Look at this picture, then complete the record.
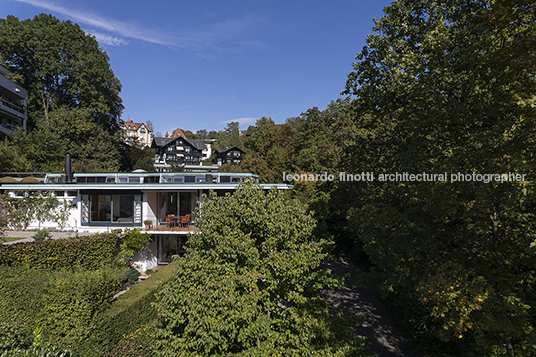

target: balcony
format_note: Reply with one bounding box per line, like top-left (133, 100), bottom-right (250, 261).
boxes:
top-left (145, 224), bottom-right (199, 233)
top-left (0, 98), bottom-right (25, 119)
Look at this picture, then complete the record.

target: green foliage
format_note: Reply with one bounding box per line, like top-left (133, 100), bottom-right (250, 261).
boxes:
top-left (1, 191), bottom-right (74, 230)
top-left (338, 0), bottom-right (536, 355)
top-left (119, 140), bottom-right (155, 172)
top-left (0, 138), bottom-right (28, 172)
top-left (32, 229), bottom-right (50, 241)
top-left (75, 263), bottom-right (176, 357)
top-left (152, 182), bottom-right (371, 356)
top-left (9, 107), bottom-right (121, 172)
top-left (0, 13), bottom-right (123, 132)
top-left (119, 228), bottom-right (152, 263)
top-left (1, 327), bottom-right (72, 356)
top-left (0, 265), bottom-right (131, 353)
top-left (0, 233), bottom-right (121, 270)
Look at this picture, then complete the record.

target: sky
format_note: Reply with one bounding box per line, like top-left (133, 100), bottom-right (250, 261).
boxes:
top-left (2, 0), bottom-right (393, 135)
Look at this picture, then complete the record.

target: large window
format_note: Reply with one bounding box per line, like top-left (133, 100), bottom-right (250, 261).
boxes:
top-left (157, 235), bottom-right (188, 264)
top-left (82, 193), bottom-right (141, 225)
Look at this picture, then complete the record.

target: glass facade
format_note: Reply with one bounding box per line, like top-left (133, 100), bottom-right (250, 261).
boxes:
top-left (82, 193), bottom-right (141, 225)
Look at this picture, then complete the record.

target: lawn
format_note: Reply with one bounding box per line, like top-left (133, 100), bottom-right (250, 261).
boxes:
top-left (2, 237), bottom-right (23, 242)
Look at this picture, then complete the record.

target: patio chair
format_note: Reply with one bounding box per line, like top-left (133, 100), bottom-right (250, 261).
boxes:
top-left (165, 214), bottom-right (175, 228)
top-left (179, 214), bottom-right (191, 228)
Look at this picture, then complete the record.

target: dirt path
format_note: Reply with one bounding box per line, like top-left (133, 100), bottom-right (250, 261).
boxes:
top-left (321, 256), bottom-right (418, 357)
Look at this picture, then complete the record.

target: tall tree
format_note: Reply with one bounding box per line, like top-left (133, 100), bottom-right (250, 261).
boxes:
top-left (12, 107), bottom-right (121, 172)
top-left (0, 14), bottom-right (123, 131)
top-left (341, 0), bottom-right (536, 355)
top-left (152, 182), bottom-right (370, 356)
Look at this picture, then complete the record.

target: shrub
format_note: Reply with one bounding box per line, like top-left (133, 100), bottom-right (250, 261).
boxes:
top-left (72, 263), bottom-right (176, 357)
top-left (0, 327), bottom-right (72, 356)
top-left (0, 233), bottom-right (121, 270)
top-left (0, 265), bottom-right (136, 353)
top-left (32, 230), bottom-right (50, 241)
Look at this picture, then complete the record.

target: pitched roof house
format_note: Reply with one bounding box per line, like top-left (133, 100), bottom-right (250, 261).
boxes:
top-left (121, 119), bottom-right (152, 147)
top-left (216, 147), bottom-right (246, 166)
top-left (152, 136), bottom-right (207, 169)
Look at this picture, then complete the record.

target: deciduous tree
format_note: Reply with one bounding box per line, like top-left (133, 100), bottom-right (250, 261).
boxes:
top-left (341, 0), bottom-right (536, 355)
top-left (152, 182), bottom-right (370, 356)
top-left (0, 13), bottom-right (123, 131)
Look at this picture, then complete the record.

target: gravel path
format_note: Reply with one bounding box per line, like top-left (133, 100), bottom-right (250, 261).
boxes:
top-left (321, 256), bottom-right (418, 357)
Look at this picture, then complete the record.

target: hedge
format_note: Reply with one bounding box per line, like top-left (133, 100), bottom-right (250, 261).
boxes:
top-left (0, 265), bottom-right (139, 353)
top-left (73, 262), bottom-right (177, 357)
top-left (0, 233), bottom-right (121, 270)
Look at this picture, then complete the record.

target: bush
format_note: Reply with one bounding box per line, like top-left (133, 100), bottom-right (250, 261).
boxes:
top-left (0, 233), bottom-right (121, 270)
top-left (72, 263), bottom-right (176, 357)
top-left (32, 230), bottom-right (50, 241)
top-left (1, 327), bottom-right (72, 356)
top-left (0, 265), bottom-right (137, 353)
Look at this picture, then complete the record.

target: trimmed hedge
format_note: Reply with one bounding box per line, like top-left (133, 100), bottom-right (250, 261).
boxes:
top-left (73, 262), bottom-right (177, 357)
top-left (0, 265), bottom-right (138, 352)
top-left (0, 233), bottom-right (121, 270)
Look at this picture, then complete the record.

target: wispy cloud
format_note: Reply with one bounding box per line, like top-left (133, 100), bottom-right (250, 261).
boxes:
top-left (14, 0), bottom-right (264, 51)
top-left (90, 31), bottom-right (129, 46)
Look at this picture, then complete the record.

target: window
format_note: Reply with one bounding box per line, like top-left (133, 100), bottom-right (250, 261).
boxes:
top-left (157, 235), bottom-right (188, 264)
top-left (112, 195), bottom-right (134, 223)
top-left (82, 193), bottom-right (141, 225)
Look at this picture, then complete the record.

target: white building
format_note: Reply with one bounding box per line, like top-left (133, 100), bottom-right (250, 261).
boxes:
top-left (0, 171), bottom-right (291, 272)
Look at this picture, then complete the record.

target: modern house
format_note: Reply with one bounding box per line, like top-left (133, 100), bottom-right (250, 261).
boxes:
top-left (216, 147), bottom-right (246, 166)
top-left (120, 119), bottom-right (152, 147)
top-left (0, 169), bottom-right (291, 271)
top-left (0, 65), bottom-right (28, 136)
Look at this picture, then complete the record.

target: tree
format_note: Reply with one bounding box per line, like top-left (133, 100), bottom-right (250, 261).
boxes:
top-left (341, 0), bottom-right (536, 355)
top-left (11, 107), bottom-right (121, 172)
top-left (0, 191), bottom-right (74, 230)
top-left (152, 182), bottom-right (371, 356)
top-left (0, 14), bottom-right (123, 131)
top-left (227, 121), bottom-right (244, 149)
top-left (0, 138), bottom-right (29, 172)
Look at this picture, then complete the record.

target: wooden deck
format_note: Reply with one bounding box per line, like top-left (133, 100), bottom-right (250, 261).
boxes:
top-left (144, 224), bottom-right (199, 233)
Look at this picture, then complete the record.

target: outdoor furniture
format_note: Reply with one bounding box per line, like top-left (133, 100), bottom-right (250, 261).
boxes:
top-left (165, 214), bottom-right (175, 228)
top-left (179, 214), bottom-right (190, 227)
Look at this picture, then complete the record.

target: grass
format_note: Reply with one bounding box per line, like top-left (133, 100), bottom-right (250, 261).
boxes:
top-left (73, 261), bottom-right (178, 356)
top-left (2, 237), bottom-right (24, 242)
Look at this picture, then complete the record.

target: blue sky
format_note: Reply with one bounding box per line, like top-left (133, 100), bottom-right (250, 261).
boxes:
top-left (2, 0), bottom-right (392, 135)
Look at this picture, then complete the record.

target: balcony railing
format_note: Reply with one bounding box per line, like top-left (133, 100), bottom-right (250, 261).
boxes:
top-left (0, 98), bottom-right (24, 114)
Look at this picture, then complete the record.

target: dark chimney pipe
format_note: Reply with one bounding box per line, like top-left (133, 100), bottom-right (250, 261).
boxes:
top-left (65, 154), bottom-right (72, 182)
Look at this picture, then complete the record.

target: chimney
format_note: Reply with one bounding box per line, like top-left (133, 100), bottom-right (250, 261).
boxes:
top-left (65, 154), bottom-right (72, 182)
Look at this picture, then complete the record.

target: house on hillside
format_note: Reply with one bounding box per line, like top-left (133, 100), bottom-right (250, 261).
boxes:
top-left (216, 147), bottom-right (246, 166)
top-left (120, 119), bottom-right (152, 147)
top-left (0, 65), bottom-right (28, 136)
top-left (0, 168), bottom-right (292, 272)
top-left (152, 136), bottom-right (208, 170)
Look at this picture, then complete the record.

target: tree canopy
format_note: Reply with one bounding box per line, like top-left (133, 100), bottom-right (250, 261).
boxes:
top-left (152, 182), bottom-right (370, 356)
top-left (338, 0), bottom-right (536, 355)
top-left (0, 13), bottom-right (123, 131)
